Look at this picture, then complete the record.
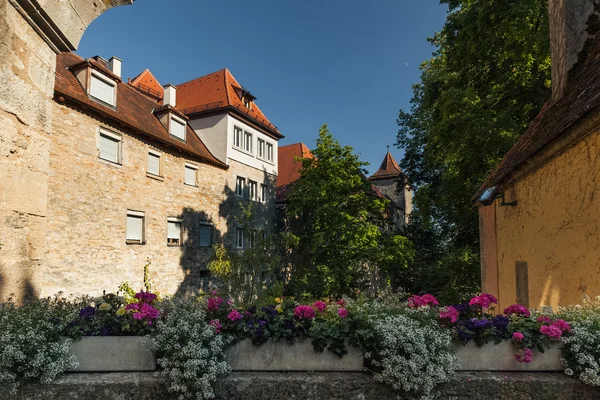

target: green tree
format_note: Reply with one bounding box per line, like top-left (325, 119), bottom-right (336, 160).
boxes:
top-left (397, 0), bottom-right (551, 301)
top-left (286, 125), bottom-right (412, 297)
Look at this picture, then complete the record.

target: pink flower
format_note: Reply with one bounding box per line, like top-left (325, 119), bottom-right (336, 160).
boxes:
top-left (439, 306), bottom-right (459, 323)
top-left (313, 301), bottom-right (327, 312)
top-left (294, 305), bottom-right (315, 319)
top-left (407, 294), bottom-right (439, 308)
top-left (227, 298), bottom-right (234, 306)
top-left (537, 316), bottom-right (552, 324)
top-left (207, 297), bottom-right (224, 311)
top-left (552, 319), bottom-right (571, 333)
top-left (503, 304), bottom-right (530, 317)
top-left (227, 310), bottom-right (243, 322)
top-left (512, 332), bottom-right (524, 342)
top-left (337, 299), bottom-right (346, 306)
top-left (540, 325), bottom-right (563, 340)
top-left (515, 348), bottom-right (533, 364)
top-left (338, 308), bottom-right (349, 319)
top-left (210, 289), bottom-right (218, 296)
top-left (209, 319), bottom-right (222, 334)
top-left (469, 293), bottom-right (497, 309)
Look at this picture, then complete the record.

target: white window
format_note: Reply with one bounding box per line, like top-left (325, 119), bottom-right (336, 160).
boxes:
top-left (266, 143), bottom-right (274, 162)
top-left (126, 210), bottom-right (145, 244)
top-left (185, 164), bottom-right (198, 186)
top-left (236, 228), bottom-right (244, 249)
top-left (257, 138), bottom-right (265, 159)
top-left (248, 230), bottom-right (256, 248)
top-left (90, 71), bottom-right (116, 106)
top-left (243, 131), bottom-right (252, 153)
top-left (243, 97), bottom-right (252, 109)
top-left (170, 115), bottom-right (186, 141)
top-left (167, 218), bottom-right (182, 246)
top-left (99, 129), bottom-right (121, 164)
top-left (260, 184), bottom-right (267, 203)
top-left (147, 150), bottom-right (161, 176)
top-left (249, 181), bottom-right (257, 201)
top-left (233, 126), bottom-right (243, 149)
top-left (236, 176), bottom-right (245, 197)
top-left (199, 223), bottom-right (212, 247)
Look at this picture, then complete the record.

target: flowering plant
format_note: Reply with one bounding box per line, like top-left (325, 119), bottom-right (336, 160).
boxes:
top-left (0, 296), bottom-right (78, 394)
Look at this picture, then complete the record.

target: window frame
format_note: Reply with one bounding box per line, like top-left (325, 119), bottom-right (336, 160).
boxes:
top-left (167, 217), bottom-right (183, 247)
top-left (235, 176), bottom-right (245, 198)
top-left (243, 131), bottom-right (253, 154)
top-left (126, 210), bottom-right (145, 245)
top-left (98, 128), bottom-right (122, 165)
top-left (260, 183), bottom-right (267, 203)
top-left (147, 149), bottom-right (163, 178)
top-left (235, 227), bottom-right (244, 249)
top-left (257, 138), bottom-right (265, 159)
top-left (169, 114), bottom-right (187, 142)
top-left (184, 163), bottom-right (198, 187)
top-left (248, 180), bottom-right (258, 201)
top-left (233, 126), bottom-right (243, 150)
top-left (266, 142), bottom-right (274, 162)
top-left (199, 221), bottom-right (212, 248)
top-left (89, 70), bottom-right (117, 107)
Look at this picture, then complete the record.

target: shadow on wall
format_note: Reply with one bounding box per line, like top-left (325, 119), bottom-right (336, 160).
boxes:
top-left (175, 168), bottom-right (278, 297)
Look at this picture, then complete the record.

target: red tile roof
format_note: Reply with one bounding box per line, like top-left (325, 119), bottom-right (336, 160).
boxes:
top-left (53, 52), bottom-right (227, 169)
top-left (176, 69), bottom-right (283, 138)
top-left (369, 151), bottom-right (404, 180)
top-left (129, 69), bottom-right (163, 100)
top-left (276, 143), bottom-right (313, 202)
top-left (474, 38), bottom-right (600, 202)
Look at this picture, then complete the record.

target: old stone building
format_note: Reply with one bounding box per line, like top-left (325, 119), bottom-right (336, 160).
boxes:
top-left (368, 150), bottom-right (412, 232)
top-left (475, 0), bottom-right (600, 309)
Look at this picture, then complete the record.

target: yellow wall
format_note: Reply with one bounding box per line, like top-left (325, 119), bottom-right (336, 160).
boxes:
top-left (487, 127), bottom-right (600, 310)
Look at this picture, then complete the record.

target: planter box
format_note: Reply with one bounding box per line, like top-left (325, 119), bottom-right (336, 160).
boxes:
top-left (225, 339), bottom-right (363, 371)
top-left (453, 340), bottom-right (563, 371)
top-left (67, 336), bottom-right (156, 372)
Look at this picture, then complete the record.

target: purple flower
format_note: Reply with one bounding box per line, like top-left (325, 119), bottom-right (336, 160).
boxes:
top-left (439, 306), bottom-right (459, 323)
top-left (512, 332), bottom-right (524, 342)
top-left (100, 326), bottom-right (112, 336)
top-left (466, 318), bottom-right (491, 330)
top-left (79, 306), bottom-right (96, 318)
top-left (209, 319), bottom-right (222, 334)
top-left (207, 297), bottom-right (224, 311)
top-left (492, 315), bottom-right (509, 331)
top-left (552, 319), bottom-right (571, 333)
top-left (515, 348), bottom-right (533, 364)
top-left (407, 294), bottom-right (439, 308)
top-left (261, 305), bottom-right (278, 317)
top-left (540, 325), bottom-right (563, 340)
top-left (452, 303), bottom-right (470, 313)
top-left (469, 293), bottom-right (497, 309)
top-left (537, 316), bottom-right (552, 324)
top-left (134, 291), bottom-right (157, 303)
top-left (313, 301), bottom-right (327, 312)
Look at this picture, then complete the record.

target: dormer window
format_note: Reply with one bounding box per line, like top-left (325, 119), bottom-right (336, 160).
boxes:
top-left (170, 115), bottom-right (187, 142)
top-left (90, 70), bottom-right (116, 107)
top-left (243, 97), bottom-right (252, 110)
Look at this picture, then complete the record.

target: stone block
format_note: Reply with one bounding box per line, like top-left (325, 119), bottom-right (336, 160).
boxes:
top-left (225, 339), bottom-right (364, 372)
top-left (454, 340), bottom-right (563, 371)
top-left (67, 336), bottom-right (156, 372)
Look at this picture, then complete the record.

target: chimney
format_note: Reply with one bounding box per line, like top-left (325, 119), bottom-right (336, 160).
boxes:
top-left (163, 84), bottom-right (176, 107)
top-left (108, 56), bottom-right (122, 79)
top-left (549, 0), bottom-right (600, 101)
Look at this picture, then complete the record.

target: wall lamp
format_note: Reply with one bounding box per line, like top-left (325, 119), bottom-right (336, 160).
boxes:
top-left (477, 186), bottom-right (518, 207)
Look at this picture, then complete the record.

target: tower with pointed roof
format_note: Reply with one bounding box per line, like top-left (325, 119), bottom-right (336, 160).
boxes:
top-left (368, 150), bottom-right (412, 230)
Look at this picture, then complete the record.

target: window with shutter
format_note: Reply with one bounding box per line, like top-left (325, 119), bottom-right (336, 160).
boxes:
top-left (170, 116), bottom-right (186, 141)
top-left (90, 72), bottom-right (116, 106)
top-left (126, 211), bottom-right (144, 244)
top-left (147, 151), bottom-right (161, 176)
top-left (185, 164), bottom-right (198, 186)
top-left (99, 130), bottom-right (121, 164)
top-left (167, 218), bottom-right (182, 246)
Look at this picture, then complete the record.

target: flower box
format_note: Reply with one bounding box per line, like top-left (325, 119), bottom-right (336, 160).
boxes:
top-left (225, 339), bottom-right (363, 371)
top-left (66, 336), bottom-right (156, 372)
top-left (453, 340), bottom-right (563, 371)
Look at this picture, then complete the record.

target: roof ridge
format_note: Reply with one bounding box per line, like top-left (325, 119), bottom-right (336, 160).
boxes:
top-left (223, 68), bottom-right (231, 106)
top-left (130, 69), bottom-right (150, 85)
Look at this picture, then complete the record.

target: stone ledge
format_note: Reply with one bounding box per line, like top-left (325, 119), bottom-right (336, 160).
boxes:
top-left (2, 371), bottom-right (600, 400)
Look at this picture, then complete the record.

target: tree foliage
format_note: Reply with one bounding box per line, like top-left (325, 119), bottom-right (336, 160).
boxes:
top-left (397, 0), bottom-right (551, 301)
top-left (286, 125), bottom-right (412, 297)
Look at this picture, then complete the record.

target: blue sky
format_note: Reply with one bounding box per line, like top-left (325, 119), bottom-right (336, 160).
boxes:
top-left (78, 0), bottom-right (448, 174)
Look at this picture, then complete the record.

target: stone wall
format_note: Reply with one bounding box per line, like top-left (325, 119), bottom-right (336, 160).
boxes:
top-left (4, 371), bottom-right (600, 400)
top-left (0, 1), bottom-right (56, 301)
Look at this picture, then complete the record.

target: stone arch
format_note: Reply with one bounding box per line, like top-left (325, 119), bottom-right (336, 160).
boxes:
top-left (11, 0), bottom-right (135, 53)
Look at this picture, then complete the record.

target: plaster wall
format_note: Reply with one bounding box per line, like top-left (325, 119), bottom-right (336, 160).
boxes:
top-left (188, 114), bottom-right (228, 163)
top-left (491, 125), bottom-right (600, 309)
top-left (226, 115), bottom-right (278, 176)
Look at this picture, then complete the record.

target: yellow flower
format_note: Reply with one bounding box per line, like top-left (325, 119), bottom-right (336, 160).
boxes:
top-left (275, 297), bottom-right (281, 304)
top-left (99, 303), bottom-right (112, 311)
top-left (275, 304), bottom-right (283, 313)
top-left (116, 306), bottom-right (126, 316)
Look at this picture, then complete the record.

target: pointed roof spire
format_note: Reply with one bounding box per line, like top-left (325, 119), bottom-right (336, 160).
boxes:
top-left (369, 150), bottom-right (403, 180)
